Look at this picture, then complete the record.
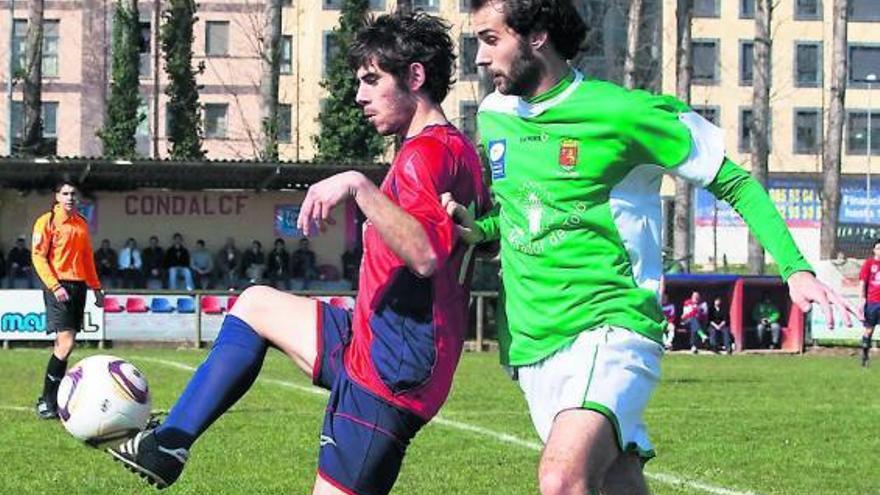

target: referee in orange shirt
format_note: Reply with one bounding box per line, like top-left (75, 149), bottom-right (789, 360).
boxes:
top-left (32, 179), bottom-right (104, 419)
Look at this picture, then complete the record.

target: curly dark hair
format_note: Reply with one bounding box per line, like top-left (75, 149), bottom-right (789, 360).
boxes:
top-left (348, 11), bottom-right (456, 103)
top-left (469, 0), bottom-right (586, 60)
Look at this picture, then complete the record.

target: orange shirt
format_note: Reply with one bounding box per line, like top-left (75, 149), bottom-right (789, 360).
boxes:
top-left (31, 204), bottom-right (101, 290)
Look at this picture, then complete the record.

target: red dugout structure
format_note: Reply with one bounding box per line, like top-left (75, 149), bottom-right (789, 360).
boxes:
top-left (664, 274), bottom-right (805, 353)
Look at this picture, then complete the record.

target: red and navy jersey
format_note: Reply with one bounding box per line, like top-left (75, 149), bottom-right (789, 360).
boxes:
top-left (859, 258), bottom-right (880, 303)
top-left (344, 125), bottom-right (490, 420)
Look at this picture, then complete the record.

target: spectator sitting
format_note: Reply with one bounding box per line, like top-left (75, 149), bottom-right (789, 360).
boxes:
top-left (681, 291), bottom-right (708, 354)
top-left (142, 235), bottom-right (165, 289)
top-left (267, 238), bottom-right (291, 290)
top-left (7, 235), bottom-right (34, 288)
top-left (94, 239), bottom-right (118, 289)
top-left (660, 293), bottom-right (676, 350)
top-left (753, 291), bottom-right (782, 349)
top-left (291, 238), bottom-right (318, 288)
top-left (708, 296), bottom-right (732, 354)
top-left (164, 233), bottom-right (194, 291)
top-left (341, 246), bottom-right (362, 290)
top-left (216, 237), bottom-right (241, 290)
top-left (241, 240), bottom-right (266, 286)
top-left (190, 239), bottom-right (215, 290)
top-left (118, 238), bottom-right (143, 289)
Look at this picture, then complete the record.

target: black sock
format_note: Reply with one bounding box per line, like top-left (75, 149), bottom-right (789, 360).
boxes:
top-left (863, 336), bottom-right (872, 360)
top-left (42, 355), bottom-right (68, 405)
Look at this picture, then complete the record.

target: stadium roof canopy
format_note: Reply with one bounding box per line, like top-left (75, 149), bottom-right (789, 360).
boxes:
top-left (0, 157), bottom-right (389, 192)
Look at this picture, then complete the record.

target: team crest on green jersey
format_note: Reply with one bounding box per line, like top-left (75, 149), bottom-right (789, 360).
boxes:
top-left (558, 139), bottom-right (579, 172)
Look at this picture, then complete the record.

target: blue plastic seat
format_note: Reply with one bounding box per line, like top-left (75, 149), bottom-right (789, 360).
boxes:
top-left (176, 297), bottom-right (196, 313)
top-left (150, 297), bottom-right (174, 313)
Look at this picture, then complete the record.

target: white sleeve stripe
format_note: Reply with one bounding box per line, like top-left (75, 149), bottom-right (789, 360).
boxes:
top-left (672, 111), bottom-right (726, 187)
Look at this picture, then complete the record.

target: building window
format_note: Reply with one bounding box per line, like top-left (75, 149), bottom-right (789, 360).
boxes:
top-left (323, 32), bottom-right (341, 76)
top-left (740, 0), bottom-right (755, 18)
top-left (850, 0), bottom-right (880, 22)
top-left (795, 0), bottom-right (822, 20)
top-left (460, 35), bottom-right (478, 78)
top-left (43, 20), bottom-right (59, 77)
top-left (323, 0), bottom-right (384, 9)
top-left (795, 42), bottom-right (822, 87)
top-left (280, 36), bottom-right (293, 75)
top-left (43, 101), bottom-right (58, 138)
top-left (12, 20), bottom-right (27, 74)
top-left (206, 21), bottom-right (229, 57)
top-left (693, 106), bottom-right (720, 126)
top-left (12, 101), bottom-right (58, 140)
top-left (412, 0), bottom-right (440, 11)
top-left (136, 102), bottom-right (151, 156)
top-left (794, 109), bottom-right (822, 154)
top-left (459, 101), bottom-right (478, 142)
top-left (694, 0), bottom-right (720, 17)
top-left (739, 108), bottom-right (772, 152)
top-left (847, 111), bottom-right (880, 155)
top-left (139, 21), bottom-right (152, 78)
top-left (740, 40), bottom-right (754, 86)
top-left (848, 45), bottom-right (880, 84)
top-left (278, 104), bottom-right (292, 143)
top-left (204, 103), bottom-right (228, 139)
top-left (692, 39), bottom-right (719, 84)
top-left (13, 19), bottom-right (59, 76)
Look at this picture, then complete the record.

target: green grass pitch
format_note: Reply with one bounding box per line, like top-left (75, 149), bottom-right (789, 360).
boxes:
top-left (0, 348), bottom-right (877, 494)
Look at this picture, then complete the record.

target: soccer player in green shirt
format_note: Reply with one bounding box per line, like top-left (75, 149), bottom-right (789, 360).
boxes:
top-left (446, 1), bottom-right (860, 493)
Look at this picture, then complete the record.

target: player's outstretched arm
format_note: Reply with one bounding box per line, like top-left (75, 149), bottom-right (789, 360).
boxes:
top-left (297, 170), bottom-right (438, 277)
top-left (787, 271), bottom-right (862, 329)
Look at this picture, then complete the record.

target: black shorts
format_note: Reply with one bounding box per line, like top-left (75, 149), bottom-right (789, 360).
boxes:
top-left (43, 281), bottom-right (88, 334)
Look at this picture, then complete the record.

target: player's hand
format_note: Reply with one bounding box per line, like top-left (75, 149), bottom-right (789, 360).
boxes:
top-left (298, 171), bottom-right (365, 236)
top-left (440, 193), bottom-right (484, 245)
top-left (93, 289), bottom-right (105, 308)
top-left (787, 271), bottom-right (862, 329)
top-left (53, 286), bottom-right (70, 302)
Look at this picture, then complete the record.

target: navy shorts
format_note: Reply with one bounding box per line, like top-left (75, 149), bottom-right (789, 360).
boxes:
top-left (865, 302), bottom-right (880, 327)
top-left (313, 301), bottom-right (426, 495)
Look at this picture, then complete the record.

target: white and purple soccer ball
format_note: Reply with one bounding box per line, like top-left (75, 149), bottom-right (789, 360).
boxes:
top-left (56, 355), bottom-right (152, 446)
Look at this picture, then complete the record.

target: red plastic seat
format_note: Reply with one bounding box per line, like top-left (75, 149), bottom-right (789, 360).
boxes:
top-left (201, 295), bottom-right (224, 315)
top-left (226, 295), bottom-right (239, 311)
top-left (103, 296), bottom-right (123, 313)
top-left (125, 297), bottom-right (149, 313)
top-left (328, 296), bottom-right (351, 310)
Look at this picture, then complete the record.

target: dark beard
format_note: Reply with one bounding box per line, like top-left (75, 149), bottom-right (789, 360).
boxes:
top-left (498, 38), bottom-right (542, 97)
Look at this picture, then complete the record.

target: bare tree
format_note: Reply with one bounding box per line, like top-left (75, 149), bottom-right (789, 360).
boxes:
top-left (21, 0), bottom-right (45, 156)
top-left (821, 0), bottom-right (849, 259)
top-left (623, 0), bottom-right (643, 89)
top-left (747, 0), bottom-right (772, 274)
top-left (673, 0), bottom-right (693, 271)
top-left (259, 0), bottom-right (283, 161)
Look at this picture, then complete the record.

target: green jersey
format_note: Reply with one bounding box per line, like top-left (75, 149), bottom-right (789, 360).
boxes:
top-left (475, 71), bottom-right (812, 366)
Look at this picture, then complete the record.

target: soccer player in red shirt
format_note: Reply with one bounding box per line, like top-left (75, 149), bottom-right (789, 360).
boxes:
top-left (858, 239), bottom-right (880, 366)
top-left (108, 12), bottom-right (490, 494)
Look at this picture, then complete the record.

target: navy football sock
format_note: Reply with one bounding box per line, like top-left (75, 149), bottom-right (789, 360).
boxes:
top-left (155, 315), bottom-right (268, 450)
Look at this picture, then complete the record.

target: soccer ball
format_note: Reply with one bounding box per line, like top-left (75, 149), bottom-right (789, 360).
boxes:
top-left (56, 355), bottom-right (152, 446)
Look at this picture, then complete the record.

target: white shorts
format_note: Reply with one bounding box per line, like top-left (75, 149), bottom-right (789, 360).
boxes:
top-left (516, 326), bottom-right (663, 459)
